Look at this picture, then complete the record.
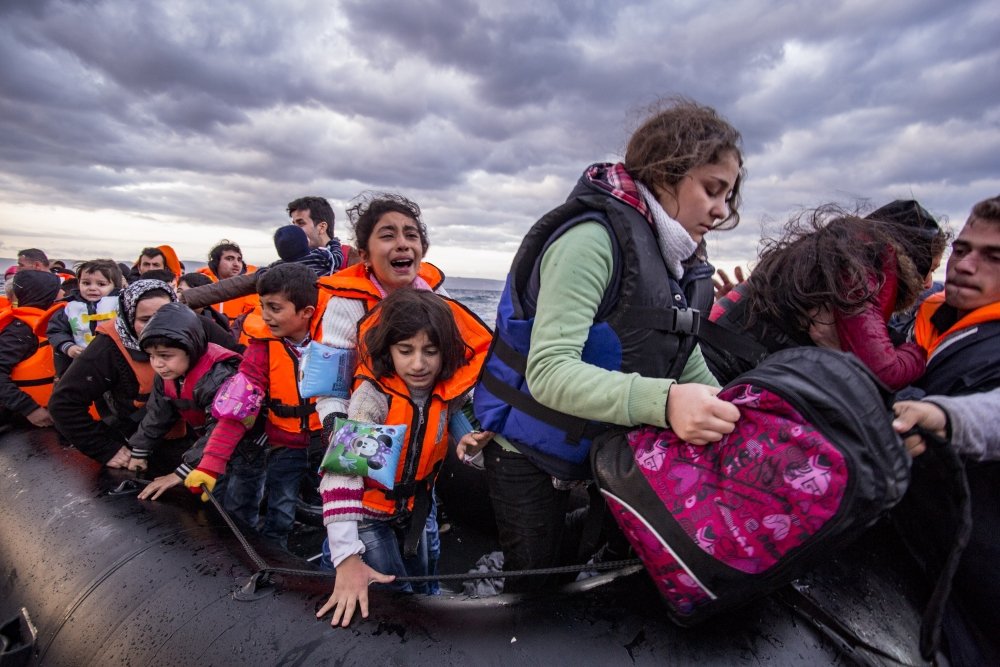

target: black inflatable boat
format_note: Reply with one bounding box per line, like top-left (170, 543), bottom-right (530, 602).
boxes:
top-left (0, 427), bottom-right (929, 666)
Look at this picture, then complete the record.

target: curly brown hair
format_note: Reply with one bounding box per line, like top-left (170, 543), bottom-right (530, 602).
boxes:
top-left (624, 96), bottom-right (745, 229)
top-left (746, 205), bottom-right (926, 334)
top-left (347, 192), bottom-right (429, 255)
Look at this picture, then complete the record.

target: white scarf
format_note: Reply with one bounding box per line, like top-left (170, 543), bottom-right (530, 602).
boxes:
top-left (636, 181), bottom-right (698, 279)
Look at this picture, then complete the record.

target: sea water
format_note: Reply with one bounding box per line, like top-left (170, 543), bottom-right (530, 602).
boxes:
top-left (448, 288), bottom-right (501, 328)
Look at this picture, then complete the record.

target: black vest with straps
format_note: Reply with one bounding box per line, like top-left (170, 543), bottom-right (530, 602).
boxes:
top-left (474, 172), bottom-right (713, 479)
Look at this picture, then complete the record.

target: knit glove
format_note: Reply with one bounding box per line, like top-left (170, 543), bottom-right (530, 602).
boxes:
top-left (184, 469), bottom-right (219, 502)
top-left (322, 412), bottom-right (347, 446)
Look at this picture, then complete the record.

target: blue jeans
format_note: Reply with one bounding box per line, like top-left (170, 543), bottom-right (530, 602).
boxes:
top-left (223, 446), bottom-right (307, 549)
top-left (358, 518), bottom-right (431, 594)
top-left (318, 501), bottom-right (440, 596)
top-left (424, 493), bottom-right (441, 595)
top-left (261, 447), bottom-right (308, 547)
top-left (221, 449), bottom-right (266, 530)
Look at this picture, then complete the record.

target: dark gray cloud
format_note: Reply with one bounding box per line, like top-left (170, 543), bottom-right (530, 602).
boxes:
top-left (0, 0), bottom-right (997, 275)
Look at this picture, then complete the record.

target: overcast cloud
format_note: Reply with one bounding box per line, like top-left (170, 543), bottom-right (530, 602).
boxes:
top-left (1, 0), bottom-right (998, 278)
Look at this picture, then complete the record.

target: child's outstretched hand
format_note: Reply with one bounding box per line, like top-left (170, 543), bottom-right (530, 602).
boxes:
top-left (456, 430), bottom-right (494, 461)
top-left (67, 345), bottom-right (84, 359)
top-left (184, 469), bottom-right (218, 502)
top-left (138, 474), bottom-right (183, 500)
top-left (317, 555), bottom-right (395, 628)
top-left (712, 265), bottom-right (747, 300)
top-left (666, 383), bottom-right (740, 445)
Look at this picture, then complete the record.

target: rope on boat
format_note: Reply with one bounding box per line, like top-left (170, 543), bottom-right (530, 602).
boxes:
top-left (201, 484), bottom-right (643, 582)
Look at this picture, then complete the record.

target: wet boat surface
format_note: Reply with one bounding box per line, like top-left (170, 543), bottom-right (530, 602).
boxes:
top-left (0, 427), bottom-right (928, 665)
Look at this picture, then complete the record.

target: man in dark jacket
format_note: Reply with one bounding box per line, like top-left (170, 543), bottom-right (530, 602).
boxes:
top-left (892, 195), bottom-right (1000, 666)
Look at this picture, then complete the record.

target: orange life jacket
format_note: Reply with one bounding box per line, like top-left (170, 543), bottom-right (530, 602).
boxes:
top-left (0, 304), bottom-right (64, 408)
top-left (316, 262), bottom-right (445, 314)
top-left (242, 291), bottom-right (332, 435)
top-left (239, 281), bottom-right (333, 348)
top-left (914, 292), bottom-right (1000, 358)
top-left (95, 320), bottom-right (186, 438)
top-left (161, 343), bottom-right (241, 428)
top-left (354, 296), bottom-right (493, 516)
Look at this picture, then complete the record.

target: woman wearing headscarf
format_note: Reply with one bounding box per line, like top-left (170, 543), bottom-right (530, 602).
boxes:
top-left (51, 279), bottom-right (179, 466)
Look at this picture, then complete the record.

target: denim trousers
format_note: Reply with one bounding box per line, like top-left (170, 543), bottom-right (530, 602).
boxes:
top-left (483, 441), bottom-right (571, 593)
top-left (219, 448), bottom-right (266, 530)
top-left (222, 446), bottom-right (307, 548)
top-left (424, 493), bottom-right (441, 595)
top-left (318, 499), bottom-right (440, 595)
top-left (358, 517), bottom-right (432, 594)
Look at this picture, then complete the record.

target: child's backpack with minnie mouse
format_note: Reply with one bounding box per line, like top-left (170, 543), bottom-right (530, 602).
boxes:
top-left (591, 347), bottom-right (910, 625)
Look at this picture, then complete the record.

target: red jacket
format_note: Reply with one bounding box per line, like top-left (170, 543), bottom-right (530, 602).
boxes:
top-left (833, 247), bottom-right (926, 390)
top-left (198, 281), bottom-right (337, 475)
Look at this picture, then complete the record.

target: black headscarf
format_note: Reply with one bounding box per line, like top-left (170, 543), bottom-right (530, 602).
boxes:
top-left (114, 279), bottom-right (177, 352)
top-left (138, 301), bottom-right (207, 360)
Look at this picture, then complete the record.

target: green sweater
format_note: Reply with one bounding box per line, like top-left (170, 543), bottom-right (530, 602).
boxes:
top-left (495, 221), bottom-right (718, 452)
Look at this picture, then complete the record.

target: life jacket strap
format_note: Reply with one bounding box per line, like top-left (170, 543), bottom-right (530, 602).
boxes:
top-left (267, 401), bottom-right (316, 418)
top-left (479, 355), bottom-right (608, 445)
top-left (614, 305), bottom-right (701, 335)
top-left (13, 376), bottom-right (54, 387)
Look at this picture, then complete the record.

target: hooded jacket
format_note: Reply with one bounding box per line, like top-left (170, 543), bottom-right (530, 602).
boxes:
top-left (127, 303), bottom-right (241, 460)
top-left (11, 270), bottom-right (62, 310)
top-left (49, 282), bottom-right (237, 464)
top-left (0, 271), bottom-right (64, 417)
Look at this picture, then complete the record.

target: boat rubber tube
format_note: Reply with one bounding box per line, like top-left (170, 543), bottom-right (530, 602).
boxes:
top-left (0, 428), bottom-right (927, 665)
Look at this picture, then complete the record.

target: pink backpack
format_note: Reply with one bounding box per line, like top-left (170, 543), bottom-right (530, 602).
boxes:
top-left (592, 347), bottom-right (910, 625)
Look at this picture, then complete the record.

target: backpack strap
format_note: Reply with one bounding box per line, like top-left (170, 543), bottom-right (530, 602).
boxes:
top-left (686, 271), bottom-right (715, 317)
top-left (697, 319), bottom-right (769, 366)
top-left (897, 426), bottom-right (973, 660)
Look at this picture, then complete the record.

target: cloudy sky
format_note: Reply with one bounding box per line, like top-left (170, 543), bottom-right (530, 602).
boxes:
top-left (1, 0), bottom-right (998, 280)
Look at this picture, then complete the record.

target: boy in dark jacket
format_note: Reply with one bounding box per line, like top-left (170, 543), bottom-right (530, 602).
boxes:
top-left (126, 302), bottom-right (265, 506)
